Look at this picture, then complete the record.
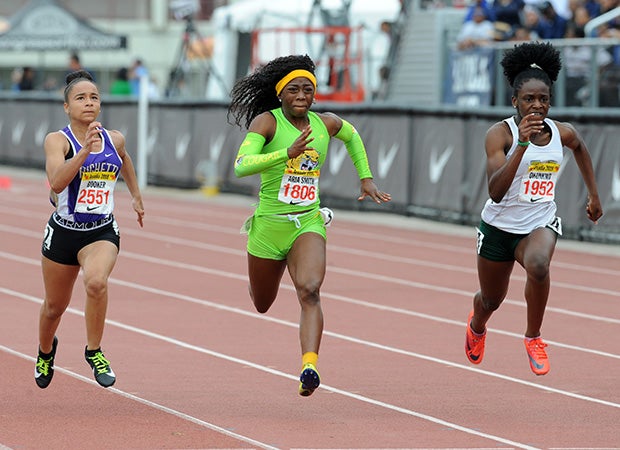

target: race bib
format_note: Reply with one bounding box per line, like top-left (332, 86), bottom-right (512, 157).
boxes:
top-left (74, 171), bottom-right (116, 214)
top-left (278, 169), bottom-right (319, 206)
top-left (278, 149), bottom-right (321, 206)
top-left (518, 160), bottom-right (559, 203)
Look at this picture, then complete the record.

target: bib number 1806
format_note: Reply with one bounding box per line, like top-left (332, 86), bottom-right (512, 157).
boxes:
top-left (281, 184), bottom-right (316, 202)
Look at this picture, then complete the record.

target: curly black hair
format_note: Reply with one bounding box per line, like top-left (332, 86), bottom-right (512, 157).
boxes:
top-left (227, 54), bottom-right (316, 129)
top-left (64, 69), bottom-right (96, 102)
top-left (501, 42), bottom-right (562, 96)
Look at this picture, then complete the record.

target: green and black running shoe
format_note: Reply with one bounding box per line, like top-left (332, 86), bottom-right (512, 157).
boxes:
top-left (35, 336), bottom-right (58, 389)
top-left (85, 347), bottom-right (116, 388)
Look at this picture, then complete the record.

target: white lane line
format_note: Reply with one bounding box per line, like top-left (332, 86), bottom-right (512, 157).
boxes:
top-left (4, 286), bottom-right (620, 412)
top-left (2, 248), bottom-right (619, 362)
top-left (0, 302), bottom-right (540, 450)
top-left (0, 345), bottom-right (279, 450)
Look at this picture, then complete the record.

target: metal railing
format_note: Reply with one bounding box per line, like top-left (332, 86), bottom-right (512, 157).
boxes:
top-left (490, 38), bottom-right (620, 109)
top-left (445, 38), bottom-right (620, 109)
top-left (584, 7), bottom-right (620, 37)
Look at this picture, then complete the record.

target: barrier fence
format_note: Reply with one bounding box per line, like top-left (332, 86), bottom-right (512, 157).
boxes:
top-left (0, 93), bottom-right (618, 243)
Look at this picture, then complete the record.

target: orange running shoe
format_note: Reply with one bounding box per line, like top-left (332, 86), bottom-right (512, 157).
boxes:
top-left (465, 310), bottom-right (486, 364)
top-left (524, 337), bottom-right (550, 375)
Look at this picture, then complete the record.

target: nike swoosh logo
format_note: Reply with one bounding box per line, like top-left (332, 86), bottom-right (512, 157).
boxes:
top-left (175, 132), bottom-right (191, 160)
top-left (465, 341), bottom-right (480, 360)
top-left (528, 354), bottom-right (545, 369)
top-left (328, 145), bottom-right (348, 175)
top-left (530, 197), bottom-right (544, 202)
top-left (289, 201), bottom-right (303, 205)
top-left (613, 160), bottom-right (620, 201)
top-left (429, 146), bottom-right (453, 183)
top-left (104, 153), bottom-right (113, 157)
top-left (86, 205), bottom-right (99, 211)
top-left (36, 121), bottom-right (49, 146)
top-left (377, 143), bottom-right (399, 178)
top-left (12, 119), bottom-right (25, 145)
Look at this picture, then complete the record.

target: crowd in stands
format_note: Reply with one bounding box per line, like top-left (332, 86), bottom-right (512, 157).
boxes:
top-left (455, 0), bottom-right (620, 106)
top-left (8, 52), bottom-right (160, 99)
top-left (457, 0), bottom-right (619, 44)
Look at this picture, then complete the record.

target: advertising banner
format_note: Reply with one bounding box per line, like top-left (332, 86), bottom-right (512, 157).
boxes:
top-left (444, 47), bottom-right (495, 107)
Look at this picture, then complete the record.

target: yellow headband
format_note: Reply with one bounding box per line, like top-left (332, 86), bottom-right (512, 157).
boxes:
top-left (275, 69), bottom-right (317, 96)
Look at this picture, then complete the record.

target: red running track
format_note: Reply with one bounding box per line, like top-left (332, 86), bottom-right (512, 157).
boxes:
top-left (1, 166), bottom-right (619, 450)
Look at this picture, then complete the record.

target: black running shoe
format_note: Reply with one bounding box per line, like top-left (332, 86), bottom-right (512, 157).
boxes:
top-left (35, 336), bottom-right (58, 389)
top-left (298, 363), bottom-right (320, 397)
top-left (85, 347), bottom-right (116, 388)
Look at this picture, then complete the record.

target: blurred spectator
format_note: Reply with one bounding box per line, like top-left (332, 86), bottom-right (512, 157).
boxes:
top-left (369, 20), bottom-right (394, 99)
top-left (493, 21), bottom-right (516, 41)
top-left (66, 52), bottom-right (96, 81)
top-left (10, 67), bottom-right (22, 91)
top-left (563, 24), bottom-right (613, 106)
top-left (538, 1), bottom-right (568, 39)
top-left (522, 5), bottom-right (548, 40)
top-left (42, 76), bottom-right (59, 92)
top-left (18, 66), bottom-right (36, 91)
top-left (457, 6), bottom-right (495, 50)
top-left (544, 0), bottom-right (572, 20)
top-left (593, 0), bottom-right (620, 64)
top-left (511, 26), bottom-right (536, 41)
top-left (129, 58), bottom-right (148, 97)
top-left (491, 0), bottom-right (525, 33)
top-left (463, 0), bottom-right (496, 22)
top-left (110, 67), bottom-right (132, 96)
top-left (593, 0), bottom-right (620, 37)
top-left (582, 0), bottom-right (601, 21)
top-left (568, 5), bottom-right (592, 34)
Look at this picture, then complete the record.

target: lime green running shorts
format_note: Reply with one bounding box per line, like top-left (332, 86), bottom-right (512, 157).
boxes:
top-left (242, 209), bottom-right (327, 260)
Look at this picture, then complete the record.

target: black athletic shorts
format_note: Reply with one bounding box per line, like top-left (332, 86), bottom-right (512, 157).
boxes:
top-left (41, 213), bottom-right (120, 265)
top-left (476, 218), bottom-right (561, 262)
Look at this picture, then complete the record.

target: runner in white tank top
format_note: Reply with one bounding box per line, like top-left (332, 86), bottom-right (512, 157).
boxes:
top-left (464, 42), bottom-right (603, 376)
top-left (481, 116), bottom-right (563, 233)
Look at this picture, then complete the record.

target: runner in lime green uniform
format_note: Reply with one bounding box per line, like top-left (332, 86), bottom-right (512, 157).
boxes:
top-left (228, 54), bottom-right (391, 396)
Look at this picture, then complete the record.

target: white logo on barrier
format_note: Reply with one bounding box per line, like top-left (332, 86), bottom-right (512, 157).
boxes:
top-left (209, 133), bottom-right (225, 160)
top-left (377, 143), bottom-right (398, 179)
top-left (35, 121), bottom-right (49, 146)
top-left (12, 120), bottom-right (26, 145)
top-left (613, 160), bottom-right (620, 201)
top-left (175, 132), bottom-right (191, 160)
top-left (429, 145), bottom-right (453, 183)
top-left (147, 127), bottom-right (158, 155)
top-left (328, 144), bottom-right (348, 175)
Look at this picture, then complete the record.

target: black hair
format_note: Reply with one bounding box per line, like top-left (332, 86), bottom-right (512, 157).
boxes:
top-left (501, 42), bottom-right (562, 96)
top-left (64, 70), bottom-right (96, 102)
top-left (227, 54), bottom-right (316, 129)
top-left (116, 67), bottom-right (129, 81)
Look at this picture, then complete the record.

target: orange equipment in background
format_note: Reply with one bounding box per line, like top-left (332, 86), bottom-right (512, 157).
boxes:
top-left (251, 25), bottom-right (365, 103)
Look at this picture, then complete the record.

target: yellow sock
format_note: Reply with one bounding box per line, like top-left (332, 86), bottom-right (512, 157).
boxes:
top-left (302, 351), bottom-right (318, 368)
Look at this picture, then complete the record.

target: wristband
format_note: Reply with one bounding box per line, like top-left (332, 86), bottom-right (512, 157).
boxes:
top-left (517, 140), bottom-right (530, 147)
